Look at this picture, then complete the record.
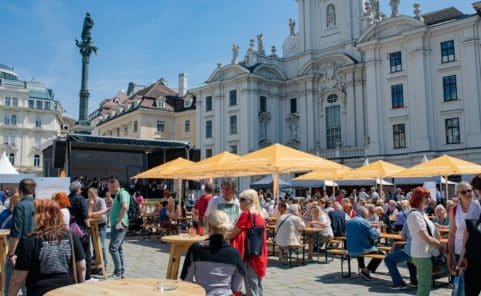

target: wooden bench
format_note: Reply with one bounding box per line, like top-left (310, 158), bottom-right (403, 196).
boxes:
top-left (327, 249), bottom-right (351, 278)
top-left (323, 236), bottom-right (346, 263)
top-left (360, 253), bottom-right (386, 260)
top-left (287, 244), bottom-right (306, 267)
top-left (377, 246), bottom-right (392, 253)
top-left (266, 240), bottom-right (277, 257)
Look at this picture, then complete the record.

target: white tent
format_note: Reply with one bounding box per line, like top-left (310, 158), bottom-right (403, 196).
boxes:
top-left (0, 151), bottom-right (18, 174)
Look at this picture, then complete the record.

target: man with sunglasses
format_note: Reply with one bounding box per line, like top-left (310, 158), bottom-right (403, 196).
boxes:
top-left (205, 178), bottom-right (240, 226)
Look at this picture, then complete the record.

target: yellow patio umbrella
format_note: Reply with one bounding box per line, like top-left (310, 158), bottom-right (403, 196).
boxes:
top-left (176, 151), bottom-right (250, 181)
top-left (292, 165), bottom-right (352, 196)
top-left (213, 143), bottom-right (345, 201)
top-left (390, 155), bottom-right (481, 200)
top-left (131, 157), bottom-right (195, 199)
top-left (339, 160), bottom-right (406, 198)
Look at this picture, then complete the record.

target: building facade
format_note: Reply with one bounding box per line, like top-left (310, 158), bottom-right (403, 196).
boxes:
top-left (192, 0), bottom-right (481, 168)
top-left (0, 64), bottom-right (64, 175)
top-left (93, 74), bottom-right (197, 147)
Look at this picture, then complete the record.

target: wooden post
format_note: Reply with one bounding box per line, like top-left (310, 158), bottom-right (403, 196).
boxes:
top-left (90, 219), bottom-right (105, 276)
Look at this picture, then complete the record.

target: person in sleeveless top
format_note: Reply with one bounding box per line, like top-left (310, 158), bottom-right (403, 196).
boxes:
top-left (447, 181), bottom-right (481, 274)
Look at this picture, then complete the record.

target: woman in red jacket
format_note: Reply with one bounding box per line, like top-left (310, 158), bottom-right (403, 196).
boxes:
top-left (227, 189), bottom-right (267, 296)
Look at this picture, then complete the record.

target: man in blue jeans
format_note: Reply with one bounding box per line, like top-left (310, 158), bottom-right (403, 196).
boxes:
top-left (384, 211), bottom-right (417, 290)
top-left (108, 179), bottom-right (130, 279)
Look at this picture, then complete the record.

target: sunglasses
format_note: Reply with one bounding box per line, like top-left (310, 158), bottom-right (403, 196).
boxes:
top-left (239, 198), bottom-right (248, 202)
top-left (460, 189), bottom-right (473, 195)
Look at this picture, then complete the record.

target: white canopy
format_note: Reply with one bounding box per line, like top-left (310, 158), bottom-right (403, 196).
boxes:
top-left (0, 151), bottom-right (18, 174)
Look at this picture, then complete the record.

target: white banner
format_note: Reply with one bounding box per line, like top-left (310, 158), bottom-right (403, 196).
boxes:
top-left (35, 177), bottom-right (71, 200)
top-left (423, 181), bottom-right (437, 202)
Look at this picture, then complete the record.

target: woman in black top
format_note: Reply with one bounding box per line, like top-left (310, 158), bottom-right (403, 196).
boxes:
top-left (8, 199), bottom-right (86, 296)
top-left (181, 210), bottom-right (246, 296)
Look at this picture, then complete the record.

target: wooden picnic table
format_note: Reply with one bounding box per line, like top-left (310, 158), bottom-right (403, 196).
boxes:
top-left (161, 234), bottom-right (208, 279)
top-left (379, 233), bottom-right (403, 241)
top-left (45, 278), bottom-right (205, 296)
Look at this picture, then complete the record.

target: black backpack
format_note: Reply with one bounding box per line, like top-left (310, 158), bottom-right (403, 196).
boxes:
top-left (116, 191), bottom-right (141, 224)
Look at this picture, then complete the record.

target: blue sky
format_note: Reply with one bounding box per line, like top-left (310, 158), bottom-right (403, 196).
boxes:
top-left (0, 0), bottom-right (475, 118)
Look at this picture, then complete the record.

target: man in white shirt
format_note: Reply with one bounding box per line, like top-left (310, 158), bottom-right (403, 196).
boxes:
top-left (205, 178), bottom-right (240, 226)
top-left (274, 203), bottom-right (306, 264)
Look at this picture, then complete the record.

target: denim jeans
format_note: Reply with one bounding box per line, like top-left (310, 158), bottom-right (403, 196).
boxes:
top-left (384, 250), bottom-right (417, 285)
top-left (244, 263), bottom-right (263, 296)
top-left (109, 227), bottom-right (127, 276)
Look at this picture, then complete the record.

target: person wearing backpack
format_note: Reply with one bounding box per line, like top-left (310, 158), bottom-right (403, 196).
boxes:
top-left (108, 179), bottom-right (130, 279)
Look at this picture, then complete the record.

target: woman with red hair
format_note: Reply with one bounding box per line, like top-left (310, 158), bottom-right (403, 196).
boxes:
top-left (52, 191), bottom-right (71, 227)
top-left (406, 187), bottom-right (443, 296)
top-left (8, 199), bottom-right (86, 296)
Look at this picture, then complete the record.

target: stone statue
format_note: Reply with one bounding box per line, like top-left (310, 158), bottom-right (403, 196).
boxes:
top-left (413, 3), bottom-right (423, 21)
top-left (289, 18), bottom-right (296, 35)
top-left (75, 12), bottom-right (98, 125)
top-left (249, 38), bottom-right (255, 52)
top-left (326, 4), bottom-right (336, 27)
top-left (257, 33), bottom-right (265, 55)
top-left (270, 46), bottom-right (277, 57)
top-left (370, 0), bottom-right (381, 22)
top-left (390, 0), bottom-right (400, 17)
top-left (232, 44), bottom-right (239, 64)
top-left (75, 12), bottom-right (98, 57)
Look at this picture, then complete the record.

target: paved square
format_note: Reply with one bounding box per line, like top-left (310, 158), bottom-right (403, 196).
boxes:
top-left (115, 235), bottom-right (452, 296)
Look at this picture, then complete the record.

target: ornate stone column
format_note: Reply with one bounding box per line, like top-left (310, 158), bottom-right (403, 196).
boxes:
top-left (75, 12), bottom-right (98, 131)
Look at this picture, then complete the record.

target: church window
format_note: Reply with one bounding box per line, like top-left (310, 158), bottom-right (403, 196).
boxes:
top-left (393, 124), bottom-right (406, 149)
top-left (443, 75), bottom-right (457, 102)
top-left (389, 51), bottom-right (402, 73)
top-left (326, 105), bottom-right (341, 149)
top-left (441, 40), bottom-right (455, 63)
top-left (290, 98), bottom-right (297, 113)
top-left (34, 155), bottom-right (41, 167)
top-left (445, 118), bottom-right (460, 144)
top-left (327, 94), bottom-right (338, 104)
top-left (259, 96), bottom-right (267, 113)
top-left (391, 84), bottom-right (404, 108)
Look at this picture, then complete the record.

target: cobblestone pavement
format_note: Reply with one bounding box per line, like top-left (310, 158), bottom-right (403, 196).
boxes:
top-left (109, 235), bottom-right (452, 296)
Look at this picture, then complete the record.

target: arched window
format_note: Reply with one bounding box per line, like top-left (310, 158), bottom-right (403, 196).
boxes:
top-left (8, 153), bottom-right (15, 165)
top-left (11, 115), bottom-right (16, 125)
top-left (327, 94), bottom-right (338, 104)
top-left (34, 155), bottom-right (40, 167)
top-left (326, 4), bottom-right (336, 27)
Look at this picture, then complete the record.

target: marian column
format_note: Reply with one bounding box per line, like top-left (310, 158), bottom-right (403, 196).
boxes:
top-left (75, 12), bottom-right (98, 127)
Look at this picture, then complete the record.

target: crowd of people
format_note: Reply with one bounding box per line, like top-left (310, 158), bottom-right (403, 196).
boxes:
top-left (1, 175), bottom-right (481, 296)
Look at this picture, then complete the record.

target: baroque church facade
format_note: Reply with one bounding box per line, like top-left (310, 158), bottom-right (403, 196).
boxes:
top-left (192, 0), bottom-right (481, 168)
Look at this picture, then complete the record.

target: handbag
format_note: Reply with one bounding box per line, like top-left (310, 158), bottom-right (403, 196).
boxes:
top-left (69, 233), bottom-right (78, 284)
top-left (452, 271), bottom-right (465, 296)
top-left (245, 213), bottom-right (265, 257)
top-left (424, 218), bottom-right (448, 275)
top-left (69, 223), bottom-right (84, 238)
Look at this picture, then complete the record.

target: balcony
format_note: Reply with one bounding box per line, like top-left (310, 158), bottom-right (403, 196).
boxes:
top-left (317, 146), bottom-right (365, 159)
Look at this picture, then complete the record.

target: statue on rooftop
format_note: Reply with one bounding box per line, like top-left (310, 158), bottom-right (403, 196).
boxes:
top-left (232, 44), bottom-right (239, 64)
top-left (289, 18), bottom-right (296, 35)
top-left (257, 33), bottom-right (265, 55)
top-left (390, 0), bottom-right (400, 17)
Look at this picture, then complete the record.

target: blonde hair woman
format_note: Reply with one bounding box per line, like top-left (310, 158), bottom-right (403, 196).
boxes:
top-left (181, 211), bottom-right (245, 296)
top-left (227, 189), bottom-right (268, 296)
